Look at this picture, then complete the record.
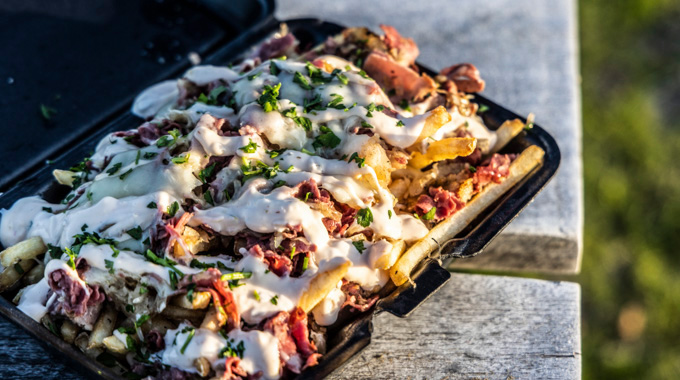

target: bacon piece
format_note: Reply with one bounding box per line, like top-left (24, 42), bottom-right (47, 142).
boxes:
top-left (380, 24), bottom-right (419, 66)
top-left (341, 280), bottom-right (379, 313)
top-left (363, 51), bottom-right (436, 102)
top-left (440, 63), bottom-right (486, 93)
top-left (472, 153), bottom-right (515, 191)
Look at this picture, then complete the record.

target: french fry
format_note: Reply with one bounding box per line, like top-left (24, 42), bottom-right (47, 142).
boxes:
top-left (412, 106), bottom-right (451, 145)
top-left (103, 335), bottom-right (128, 355)
top-left (148, 316), bottom-right (177, 336)
top-left (87, 304), bottom-right (117, 349)
top-left (490, 118), bottom-right (527, 154)
top-left (360, 139), bottom-right (392, 188)
top-left (24, 261), bottom-right (45, 285)
top-left (161, 304), bottom-right (205, 324)
top-left (52, 169), bottom-right (76, 187)
top-left (409, 137), bottom-right (477, 170)
top-left (0, 259), bottom-right (36, 292)
top-left (194, 357), bottom-right (211, 377)
top-left (0, 236), bottom-right (47, 268)
top-left (200, 308), bottom-right (220, 332)
top-left (61, 319), bottom-right (80, 344)
top-left (375, 239), bottom-right (406, 270)
top-left (390, 145), bottom-right (545, 286)
top-left (75, 331), bottom-right (103, 359)
top-left (298, 261), bottom-right (351, 313)
top-left (172, 291), bottom-right (211, 310)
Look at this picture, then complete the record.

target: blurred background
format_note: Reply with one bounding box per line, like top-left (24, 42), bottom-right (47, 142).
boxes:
top-left (579, 0), bottom-right (680, 378)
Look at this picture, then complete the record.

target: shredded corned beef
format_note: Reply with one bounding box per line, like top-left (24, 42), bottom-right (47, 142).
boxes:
top-left (341, 280), bottom-right (379, 313)
top-left (472, 153), bottom-right (516, 191)
top-left (47, 268), bottom-right (105, 317)
top-left (249, 245), bottom-right (292, 277)
top-left (113, 119), bottom-right (186, 147)
top-left (145, 329), bottom-right (165, 352)
top-left (252, 33), bottom-right (296, 62)
top-left (292, 179), bottom-right (331, 204)
top-left (263, 308), bottom-right (321, 374)
top-left (363, 50), bottom-right (436, 102)
top-left (439, 63), bottom-right (486, 93)
top-left (379, 24), bottom-right (419, 66)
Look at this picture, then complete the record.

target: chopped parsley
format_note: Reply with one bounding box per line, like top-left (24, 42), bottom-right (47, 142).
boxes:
top-left (274, 180), bottom-right (286, 188)
top-left (144, 249), bottom-right (183, 276)
top-left (360, 121), bottom-right (373, 129)
top-left (293, 71), bottom-right (313, 90)
top-left (166, 201), bottom-right (180, 217)
top-left (388, 209), bottom-right (393, 219)
top-left (365, 102), bottom-right (385, 117)
top-left (356, 207), bottom-right (373, 227)
top-left (358, 70), bottom-right (370, 79)
top-left (186, 283), bottom-right (196, 302)
top-left (253, 290), bottom-right (261, 301)
top-left (257, 83), bottom-right (281, 112)
top-left (146, 201), bottom-right (157, 209)
top-left (119, 168), bottom-right (133, 180)
top-left (42, 207), bottom-right (53, 213)
top-left (306, 62), bottom-right (333, 84)
top-left (423, 207), bottom-right (437, 220)
top-left (171, 154), bottom-right (190, 164)
top-left (281, 108), bottom-right (312, 131)
top-left (247, 72), bottom-right (261, 81)
top-left (204, 191), bottom-right (214, 206)
top-left (105, 259), bottom-right (115, 274)
top-left (352, 240), bottom-right (366, 254)
top-left (326, 93), bottom-right (345, 109)
top-left (47, 244), bottom-right (63, 259)
top-left (477, 104), bottom-right (490, 114)
top-left (269, 61), bottom-right (280, 75)
top-left (64, 247), bottom-right (78, 270)
top-left (396, 120), bottom-right (405, 127)
top-left (125, 304), bottom-right (135, 313)
top-left (312, 126), bottom-right (341, 149)
top-left (126, 226), bottom-right (143, 240)
top-left (198, 163), bottom-right (216, 184)
top-left (196, 86), bottom-right (227, 105)
top-left (106, 162), bottom-right (122, 176)
top-left (143, 152), bottom-right (158, 160)
top-left (303, 94), bottom-right (325, 113)
top-left (270, 295), bottom-right (279, 305)
top-left (302, 256), bottom-right (309, 271)
top-left (139, 283), bottom-right (149, 295)
top-left (40, 104), bottom-right (57, 120)
top-left (336, 73), bottom-right (349, 85)
top-left (399, 99), bottom-right (412, 112)
top-left (238, 139), bottom-right (259, 153)
top-left (469, 166), bottom-right (477, 173)
top-left (348, 152), bottom-right (365, 168)
top-left (218, 339), bottom-right (245, 359)
top-left (156, 129), bottom-right (180, 148)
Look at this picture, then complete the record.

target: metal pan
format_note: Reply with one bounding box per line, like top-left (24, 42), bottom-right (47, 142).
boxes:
top-left (0, 17), bottom-right (560, 380)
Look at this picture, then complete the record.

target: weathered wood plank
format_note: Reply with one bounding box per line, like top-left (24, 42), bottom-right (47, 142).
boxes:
top-left (329, 274), bottom-right (582, 379)
top-left (276, 0), bottom-right (583, 274)
top-left (0, 274), bottom-right (580, 379)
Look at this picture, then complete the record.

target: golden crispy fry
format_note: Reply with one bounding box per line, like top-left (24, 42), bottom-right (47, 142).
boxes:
top-left (103, 335), bottom-right (128, 355)
top-left (412, 106), bottom-right (451, 145)
top-left (490, 118), bottom-right (526, 154)
top-left (456, 178), bottom-right (475, 203)
top-left (390, 145), bottom-right (545, 286)
top-left (200, 307), bottom-right (220, 332)
top-left (173, 226), bottom-right (212, 257)
top-left (298, 261), bottom-right (351, 313)
top-left (0, 236), bottom-right (47, 268)
top-left (172, 291), bottom-right (211, 310)
top-left (194, 357), bottom-right (211, 377)
top-left (0, 259), bottom-right (36, 292)
top-left (360, 138), bottom-right (392, 188)
top-left (375, 239), bottom-right (406, 270)
top-left (52, 169), bottom-right (76, 187)
top-left (87, 304), bottom-right (117, 349)
top-left (409, 137), bottom-right (477, 170)
top-left (61, 319), bottom-right (80, 345)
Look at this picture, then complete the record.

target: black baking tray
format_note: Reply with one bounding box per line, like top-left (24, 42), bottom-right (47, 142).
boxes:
top-left (0, 10), bottom-right (560, 380)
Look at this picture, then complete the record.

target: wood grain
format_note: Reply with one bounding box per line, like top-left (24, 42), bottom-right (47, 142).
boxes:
top-left (0, 274), bottom-right (580, 379)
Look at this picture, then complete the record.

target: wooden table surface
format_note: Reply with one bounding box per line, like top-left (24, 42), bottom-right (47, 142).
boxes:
top-left (0, 0), bottom-right (583, 378)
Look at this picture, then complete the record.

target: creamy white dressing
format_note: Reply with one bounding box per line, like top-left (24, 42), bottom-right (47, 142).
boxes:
top-left (132, 80), bottom-right (179, 119)
top-left (0, 50), bottom-right (473, 378)
top-left (162, 323), bottom-right (280, 379)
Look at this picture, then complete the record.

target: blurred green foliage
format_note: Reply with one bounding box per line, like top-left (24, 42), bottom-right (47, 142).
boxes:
top-left (579, 0), bottom-right (680, 378)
